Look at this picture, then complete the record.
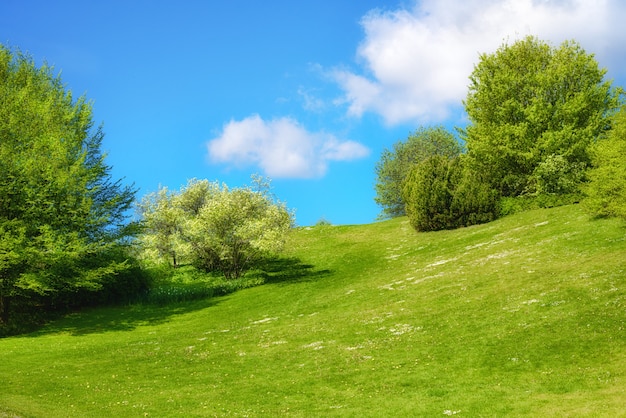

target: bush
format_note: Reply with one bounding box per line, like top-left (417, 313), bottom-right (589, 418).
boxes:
top-left (584, 107), bottom-right (626, 220)
top-left (531, 154), bottom-right (586, 195)
top-left (451, 164), bottom-right (501, 227)
top-left (314, 217), bottom-right (332, 227)
top-left (403, 156), bottom-right (500, 232)
top-left (374, 126), bottom-right (462, 219)
top-left (0, 246), bottom-right (151, 336)
top-left (43, 245), bottom-right (152, 310)
top-left (404, 156), bottom-right (454, 231)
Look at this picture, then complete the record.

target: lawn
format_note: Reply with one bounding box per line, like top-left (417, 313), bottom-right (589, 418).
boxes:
top-left (1, 205), bottom-right (625, 416)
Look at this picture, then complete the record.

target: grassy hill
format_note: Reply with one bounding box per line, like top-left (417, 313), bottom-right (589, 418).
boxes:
top-left (1, 205), bottom-right (625, 417)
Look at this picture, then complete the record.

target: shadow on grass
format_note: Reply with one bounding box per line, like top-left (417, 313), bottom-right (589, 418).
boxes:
top-left (253, 256), bottom-right (333, 285)
top-left (22, 257), bottom-right (329, 337)
top-left (26, 297), bottom-right (223, 337)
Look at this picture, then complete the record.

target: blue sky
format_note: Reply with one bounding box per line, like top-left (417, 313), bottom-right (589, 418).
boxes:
top-left (2, 0), bottom-right (626, 226)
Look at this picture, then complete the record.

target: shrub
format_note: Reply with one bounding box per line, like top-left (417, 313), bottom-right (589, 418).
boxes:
top-left (403, 156), bottom-right (500, 232)
top-left (584, 107), bottom-right (626, 220)
top-left (531, 154), bottom-right (586, 195)
top-left (451, 164), bottom-right (501, 227)
top-left (374, 126), bottom-right (462, 218)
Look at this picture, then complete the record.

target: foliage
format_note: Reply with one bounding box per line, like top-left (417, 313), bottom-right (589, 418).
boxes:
top-left (0, 45), bottom-right (137, 324)
top-left (403, 156), bottom-right (500, 231)
top-left (498, 193), bottom-right (582, 217)
top-left (531, 153), bottom-right (586, 195)
top-left (450, 162), bottom-right (502, 227)
top-left (137, 176), bottom-right (294, 279)
top-left (463, 36), bottom-right (622, 197)
top-left (584, 106), bottom-right (626, 219)
top-left (403, 156), bottom-right (455, 231)
top-left (374, 126), bottom-right (462, 219)
top-left (137, 187), bottom-right (191, 267)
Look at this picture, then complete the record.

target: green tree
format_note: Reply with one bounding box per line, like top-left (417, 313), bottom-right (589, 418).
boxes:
top-left (584, 106), bottom-right (626, 219)
top-left (374, 126), bottom-right (462, 218)
top-left (0, 45), bottom-right (136, 324)
top-left (463, 36), bottom-right (622, 197)
top-left (403, 156), bottom-right (499, 232)
top-left (403, 156), bottom-right (455, 231)
top-left (137, 187), bottom-right (188, 268)
top-left (449, 162), bottom-right (501, 228)
top-left (138, 177), bottom-right (293, 279)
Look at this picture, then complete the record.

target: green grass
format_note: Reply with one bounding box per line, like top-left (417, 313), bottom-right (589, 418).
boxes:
top-left (137, 265), bottom-right (267, 306)
top-left (1, 205), bottom-right (625, 416)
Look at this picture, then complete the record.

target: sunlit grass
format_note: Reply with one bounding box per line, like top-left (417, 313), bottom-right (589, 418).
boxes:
top-left (1, 205), bottom-right (625, 416)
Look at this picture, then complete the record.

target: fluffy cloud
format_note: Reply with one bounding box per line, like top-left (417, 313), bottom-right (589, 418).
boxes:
top-left (207, 115), bottom-right (369, 178)
top-left (334, 0), bottom-right (626, 125)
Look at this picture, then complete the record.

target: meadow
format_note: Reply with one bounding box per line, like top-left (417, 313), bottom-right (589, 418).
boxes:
top-left (1, 204), bottom-right (625, 417)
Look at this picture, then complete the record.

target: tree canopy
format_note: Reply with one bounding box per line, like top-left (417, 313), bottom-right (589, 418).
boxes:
top-left (374, 126), bottom-right (462, 219)
top-left (0, 45), bottom-right (136, 324)
top-left (463, 36), bottom-right (622, 197)
top-left (138, 177), bottom-right (294, 279)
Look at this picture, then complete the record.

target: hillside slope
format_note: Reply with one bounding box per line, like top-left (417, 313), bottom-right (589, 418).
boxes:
top-left (1, 205), bottom-right (625, 416)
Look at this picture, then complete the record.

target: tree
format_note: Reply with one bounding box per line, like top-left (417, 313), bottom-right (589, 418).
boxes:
top-left (584, 106), bottom-right (626, 219)
top-left (403, 156), bottom-right (499, 232)
top-left (0, 45), bottom-right (136, 324)
top-left (403, 156), bottom-right (455, 231)
top-left (449, 162), bottom-right (501, 228)
top-left (137, 187), bottom-right (188, 268)
top-left (138, 177), bottom-right (294, 279)
top-left (463, 36), bottom-right (622, 197)
top-left (374, 126), bottom-right (462, 218)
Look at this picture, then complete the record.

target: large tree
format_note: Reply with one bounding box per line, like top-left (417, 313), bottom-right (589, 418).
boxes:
top-left (374, 126), bottom-right (462, 218)
top-left (0, 45), bottom-right (136, 323)
top-left (463, 36), bottom-right (622, 197)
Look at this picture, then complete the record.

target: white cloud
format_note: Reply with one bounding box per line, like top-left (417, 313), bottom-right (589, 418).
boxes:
top-left (207, 115), bottom-right (369, 178)
top-left (297, 87), bottom-right (326, 112)
top-left (334, 0), bottom-right (626, 125)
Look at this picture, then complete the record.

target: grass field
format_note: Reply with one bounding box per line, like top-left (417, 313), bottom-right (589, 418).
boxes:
top-left (1, 205), bottom-right (625, 417)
